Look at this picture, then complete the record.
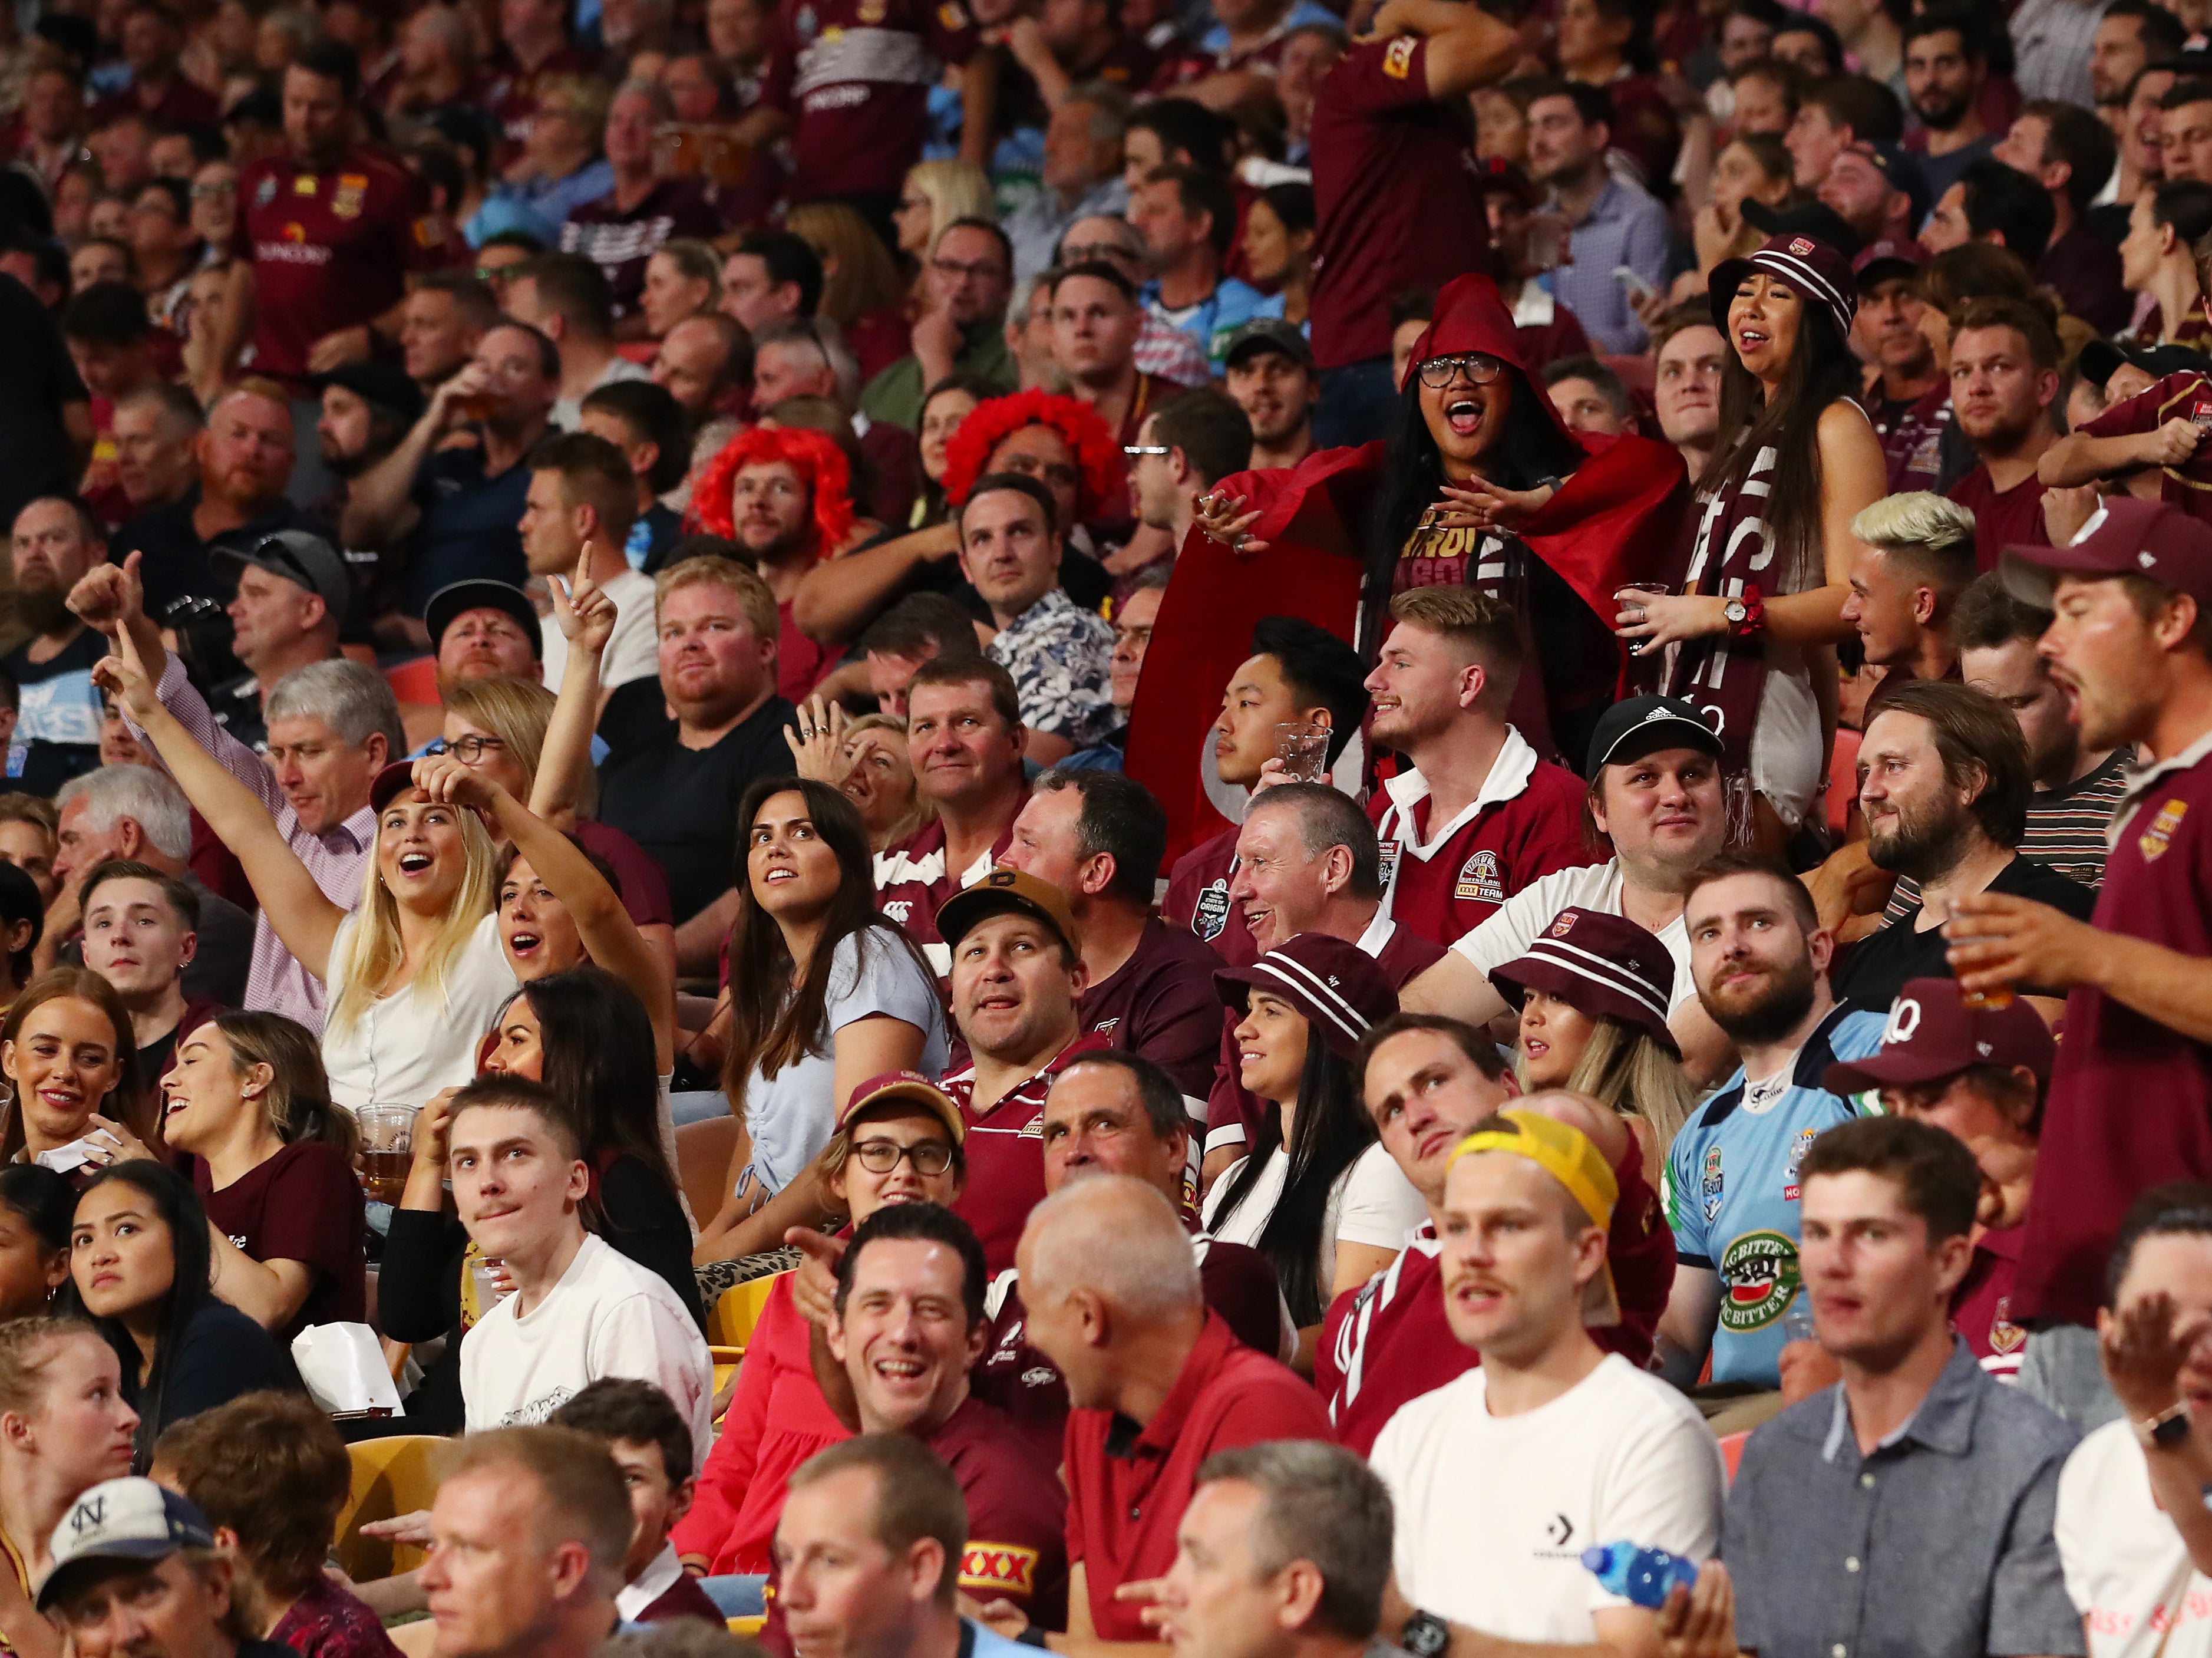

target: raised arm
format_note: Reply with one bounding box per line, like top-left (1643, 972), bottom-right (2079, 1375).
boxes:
top-left (415, 751), bottom-right (676, 1069)
top-left (343, 362), bottom-right (487, 552)
top-left (788, 522), bottom-right (962, 644)
top-left (93, 623), bottom-right (349, 980)
top-left (530, 549), bottom-right (619, 825)
top-left (1365, 0), bottom-right (1519, 98)
top-left (2041, 418), bottom-right (2202, 487)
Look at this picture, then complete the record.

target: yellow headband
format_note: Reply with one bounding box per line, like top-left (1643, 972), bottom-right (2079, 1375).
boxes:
top-left (1447, 1109), bottom-right (1619, 1231)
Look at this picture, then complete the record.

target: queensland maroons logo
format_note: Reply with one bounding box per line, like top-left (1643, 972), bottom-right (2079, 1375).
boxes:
top-left (1716, 1230), bottom-right (1800, 1333)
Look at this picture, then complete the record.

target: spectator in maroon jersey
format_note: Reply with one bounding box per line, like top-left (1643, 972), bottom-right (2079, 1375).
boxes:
top-left (1306, 0), bottom-right (1517, 446)
top-left (93, 2), bottom-right (219, 131)
top-left (1001, 768), bottom-right (1222, 1109)
top-left (1019, 1174), bottom-right (1332, 1644)
top-left (821, 1203), bottom-right (1068, 1630)
top-left (1314, 1014), bottom-right (1673, 1455)
top-left (1162, 615), bottom-right (1366, 974)
top-left (486, 0), bottom-right (599, 154)
top-left (1853, 240), bottom-right (1949, 496)
top-left (1824, 975), bottom-right (2048, 1379)
top-left (935, 867), bottom-right (1104, 1272)
top-left (1993, 100), bottom-right (2130, 335)
top-left (1944, 296), bottom-right (2062, 568)
top-left (1366, 586), bottom-right (1599, 950)
top-left (1948, 500), bottom-right (2212, 1349)
top-left (560, 81), bottom-right (722, 332)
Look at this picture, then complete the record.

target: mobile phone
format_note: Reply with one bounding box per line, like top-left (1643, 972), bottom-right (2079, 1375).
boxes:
top-left (1612, 265), bottom-right (1657, 302)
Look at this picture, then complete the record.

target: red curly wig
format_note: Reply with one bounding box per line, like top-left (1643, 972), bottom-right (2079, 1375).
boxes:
top-left (939, 388), bottom-right (1125, 525)
top-left (691, 424), bottom-right (857, 551)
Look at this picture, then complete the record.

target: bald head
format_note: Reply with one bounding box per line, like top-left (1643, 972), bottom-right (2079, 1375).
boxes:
top-left (1020, 1174), bottom-right (1199, 1323)
top-left (1509, 1088), bottom-right (1632, 1172)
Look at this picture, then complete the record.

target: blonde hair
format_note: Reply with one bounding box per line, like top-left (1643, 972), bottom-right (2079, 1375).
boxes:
top-left (1513, 1016), bottom-right (1695, 1185)
top-left (787, 201), bottom-right (905, 328)
top-left (909, 160), bottom-right (995, 249)
top-left (325, 803), bottom-right (501, 1039)
top-left (0, 1316), bottom-right (103, 1420)
top-left (841, 712), bottom-right (932, 851)
top-left (1849, 492), bottom-right (1977, 559)
top-left (653, 553), bottom-right (778, 641)
top-left (442, 675), bottom-right (599, 817)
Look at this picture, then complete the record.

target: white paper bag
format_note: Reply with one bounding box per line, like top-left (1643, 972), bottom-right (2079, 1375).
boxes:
top-left (291, 1322), bottom-right (405, 1416)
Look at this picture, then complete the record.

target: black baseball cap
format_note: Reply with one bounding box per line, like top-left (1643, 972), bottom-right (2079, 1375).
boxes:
top-left (424, 579), bottom-right (542, 660)
top-left (313, 360), bottom-right (425, 426)
top-left (1222, 317), bottom-right (1313, 371)
top-left (209, 529), bottom-right (349, 624)
top-left (1586, 694), bottom-right (1724, 774)
top-left (2076, 339), bottom-right (2212, 393)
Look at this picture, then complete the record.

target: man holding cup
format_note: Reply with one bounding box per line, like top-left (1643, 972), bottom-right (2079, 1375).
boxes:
top-left (1366, 587), bottom-right (1595, 948)
top-left (1944, 497), bottom-right (2212, 1367)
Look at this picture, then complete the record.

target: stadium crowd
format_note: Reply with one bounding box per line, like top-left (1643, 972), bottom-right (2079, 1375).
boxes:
top-left (0, 0), bottom-right (2208, 1654)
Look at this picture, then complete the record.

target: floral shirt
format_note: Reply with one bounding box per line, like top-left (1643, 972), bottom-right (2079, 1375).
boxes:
top-left (985, 588), bottom-right (1117, 749)
top-left (272, 1572), bottom-right (402, 1658)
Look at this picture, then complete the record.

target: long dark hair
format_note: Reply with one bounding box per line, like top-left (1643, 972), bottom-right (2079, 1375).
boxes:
top-left (1695, 282), bottom-right (1861, 594)
top-left (722, 776), bottom-right (934, 1100)
top-left (1365, 368), bottom-right (1584, 643)
top-left (203, 1011), bottom-right (358, 1159)
top-left (1213, 1023), bottom-right (1376, 1327)
top-left (63, 1160), bottom-right (214, 1470)
top-left (517, 965), bottom-right (679, 1194)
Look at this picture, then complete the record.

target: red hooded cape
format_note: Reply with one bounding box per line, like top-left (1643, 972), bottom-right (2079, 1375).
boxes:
top-left (1126, 276), bottom-right (1689, 864)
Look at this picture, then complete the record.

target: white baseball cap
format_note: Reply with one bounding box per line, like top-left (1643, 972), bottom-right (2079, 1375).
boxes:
top-left (37, 1478), bottom-right (216, 1610)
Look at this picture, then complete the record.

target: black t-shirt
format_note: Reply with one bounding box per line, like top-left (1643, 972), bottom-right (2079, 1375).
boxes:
top-left (135, 1296), bottom-right (300, 1460)
top-left (3, 627), bottom-right (106, 796)
top-left (1834, 853), bottom-right (2099, 1012)
top-left (595, 683), bottom-right (797, 924)
top-left (0, 275), bottom-right (85, 538)
top-left (109, 488), bottom-right (337, 617)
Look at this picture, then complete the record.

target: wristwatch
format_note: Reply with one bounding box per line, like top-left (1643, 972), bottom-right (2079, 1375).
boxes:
top-left (1724, 586), bottom-right (1767, 639)
top-left (1723, 599), bottom-right (1749, 627)
top-left (1402, 1611), bottom-right (1451, 1657)
top-left (2138, 1401), bottom-right (2193, 1451)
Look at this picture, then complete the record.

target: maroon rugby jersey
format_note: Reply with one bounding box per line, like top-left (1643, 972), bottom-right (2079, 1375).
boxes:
top-left (2078, 371), bottom-right (2212, 528)
top-left (946, 1033), bottom-right (1112, 1273)
top-left (758, 0), bottom-right (979, 199)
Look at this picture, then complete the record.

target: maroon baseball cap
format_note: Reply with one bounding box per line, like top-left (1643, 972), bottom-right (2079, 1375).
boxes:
top-left (1852, 237), bottom-right (1926, 288)
top-left (1823, 977), bottom-right (2055, 1093)
top-left (1215, 932), bottom-right (1399, 1060)
top-left (1489, 908), bottom-right (1679, 1056)
top-left (2000, 495), bottom-right (2212, 611)
top-left (368, 760), bottom-right (422, 814)
top-left (1709, 233), bottom-right (1857, 347)
top-left (1473, 157), bottom-right (1537, 207)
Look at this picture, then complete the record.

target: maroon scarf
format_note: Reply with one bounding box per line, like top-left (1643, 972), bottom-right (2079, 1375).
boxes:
top-left (1662, 441), bottom-right (1781, 775)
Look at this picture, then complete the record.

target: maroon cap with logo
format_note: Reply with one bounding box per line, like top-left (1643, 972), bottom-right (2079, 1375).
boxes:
top-left (1851, 238), bottom-right (1926, 286)
top-left (2002, 495), bottom-right (2212, 611)
top-left (1488, 908), bottom-right (1679, 1056)
top-left (1823, 977), bottom-right (2055, 1093)
top-left (1215, 932), bottom-right (1399, 1060)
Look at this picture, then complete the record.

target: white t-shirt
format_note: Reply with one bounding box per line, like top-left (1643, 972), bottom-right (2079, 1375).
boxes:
top-left (2059, 1418), bottom-right (2212, 1658)
top-left (550, 354), bottom-right (654, 430)
top-left (1450, 862), bottom-right (1695, 1016)
top-left (1370, 1354), bottom-right (1725, 1644)
top-left (461, 1231), bottom-right (714, 1467)
top-left (320, 911), bottom-right (518, 1112)
top-left (1201, 1140), bottom-right (1425, 1293)
top-left (539, 565), bottom-right (660, 695)
top-left (737, 928), bottom-right (949, 1195)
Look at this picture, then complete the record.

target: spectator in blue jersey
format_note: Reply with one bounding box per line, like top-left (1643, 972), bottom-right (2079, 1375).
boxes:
top-left (1658, 852), bottom-right (1887, 1425)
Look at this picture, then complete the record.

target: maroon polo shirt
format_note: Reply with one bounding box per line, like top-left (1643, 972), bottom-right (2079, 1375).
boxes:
top-left (2016, 739), bottom-right (2212, 1326)
top-left (1076, 917), bottom-right (1225, 1113)
top-left (1204, 922), bottom-right (1445, 1155)
top-left (976, 1234), bottom-right (1289, 1462)
top-left (947, 1032), bottom-right (1114, 1273)
top-left (1064, 1312), bottom-right (1332, 1639)
top-left (1945, 462), bottom-right (2051, 573)
top-left (1367, 750), bottom-right (1600, 948)
top-left (1164, 825), bottom-right (1256, 968)
top-left (1314, 1146), bottom-right (1675, 1456)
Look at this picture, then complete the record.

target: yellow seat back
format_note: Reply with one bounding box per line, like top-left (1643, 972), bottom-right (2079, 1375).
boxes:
top-left (335, 1435), bottom-right (447, 1582)
top-left (710, 1270), bottom-right (790, 1349)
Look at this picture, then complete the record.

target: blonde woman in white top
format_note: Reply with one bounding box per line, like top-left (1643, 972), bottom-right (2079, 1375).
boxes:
top-left (100, 626), bottom-right (511, 1110)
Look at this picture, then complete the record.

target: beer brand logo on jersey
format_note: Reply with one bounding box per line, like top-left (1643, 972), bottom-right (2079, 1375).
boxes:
top-left (2142, 799), bottom-right (2188, 862)
top-left (1193, 880), bottom-right (1231, 942)
top-left (1716, 1231), bottom-right (1800, 1332)
top-left (1018, 1116), bottom-right (1045, 1139)
top-left (1782, 1128), bottom-right (1815, 1201)
top-left (1988, 1296), bottom-right (2026, 1355)
top-left (1375, 842), bottom-right (1401, 894)
top-left (2192, 400), bottom-right (2212, 431)
top-left (962, 1543), bottom-right (1038, 1595)
top-left (1384, 35), bottom-right (1417, 75)
top-left (1452, 851), bottom-right (1504, 903)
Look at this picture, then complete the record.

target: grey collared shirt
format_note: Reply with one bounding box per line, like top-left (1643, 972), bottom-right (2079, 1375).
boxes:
top-left (1724, 1339), bottom-right (2086, 1658)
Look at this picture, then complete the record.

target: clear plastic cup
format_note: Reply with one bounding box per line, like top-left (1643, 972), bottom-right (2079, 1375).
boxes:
top-left (1275, 721), bottom-right (1329, 782)
top-left (356, 1105), bottom-right (417, 1205)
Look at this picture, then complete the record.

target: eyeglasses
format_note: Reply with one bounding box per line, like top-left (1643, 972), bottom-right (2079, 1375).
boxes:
top-left (189, 180), bottom-right (235, 199)
top-left (1417, 352), bottom-right (1504, 388)
top-left (930, 256), bottom-right (1006, 282)
top-left (439, 734), bottom-right (509, 764)
top-left (851, 1138), bottom-right (955, 1175)
top-left (1123, 444), bottom-right (1170, 457)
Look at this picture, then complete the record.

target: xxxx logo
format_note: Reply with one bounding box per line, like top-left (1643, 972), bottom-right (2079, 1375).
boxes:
top-left (960, 1543), bottom-right (1039, 1594)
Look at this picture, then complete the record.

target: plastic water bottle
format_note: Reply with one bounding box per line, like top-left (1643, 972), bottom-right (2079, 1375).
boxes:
top-left (1581, 1542), bottom-right (1700, 1609)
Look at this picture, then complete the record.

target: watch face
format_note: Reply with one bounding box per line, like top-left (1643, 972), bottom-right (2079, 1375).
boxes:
top-left (1725, 601), bottom-right (1748, 622)
top-left (1404, 1614), bottom-right (1450, 1657)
